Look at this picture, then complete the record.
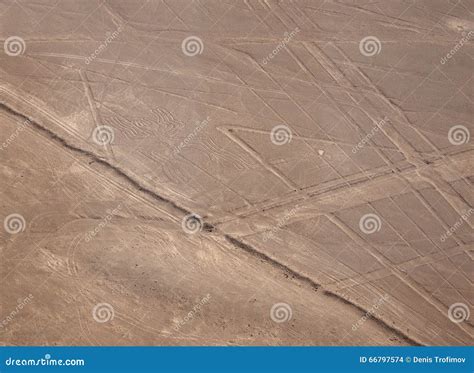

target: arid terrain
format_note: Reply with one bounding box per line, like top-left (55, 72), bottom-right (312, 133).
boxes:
top-left (0, 0), bottom-right (473, 346)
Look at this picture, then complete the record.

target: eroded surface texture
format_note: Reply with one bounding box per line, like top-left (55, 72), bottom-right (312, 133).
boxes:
top-left (0, 0), bottom-right (473, 345)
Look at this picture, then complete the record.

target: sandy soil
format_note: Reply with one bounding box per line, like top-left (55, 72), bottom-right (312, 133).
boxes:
top-left (0, 0), bottom-right (473, 346)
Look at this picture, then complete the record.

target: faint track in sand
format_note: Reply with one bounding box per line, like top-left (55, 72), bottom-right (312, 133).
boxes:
top-left (0, 100), bottom-right (426, 346)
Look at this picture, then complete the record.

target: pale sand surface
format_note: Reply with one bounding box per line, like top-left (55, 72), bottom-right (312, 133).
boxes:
top-left (0, 0), bottom-right (473, 345)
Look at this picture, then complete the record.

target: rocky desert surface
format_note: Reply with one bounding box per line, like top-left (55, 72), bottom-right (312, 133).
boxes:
top-left (0, 0), bottom-right (473, 346)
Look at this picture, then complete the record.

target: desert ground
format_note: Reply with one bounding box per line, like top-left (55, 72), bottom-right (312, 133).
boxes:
top-left (0, 0), bottom-right (473, 346)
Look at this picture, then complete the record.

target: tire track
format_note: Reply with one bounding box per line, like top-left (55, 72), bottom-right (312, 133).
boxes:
top-left (0, 100), bottom-right (422, 346)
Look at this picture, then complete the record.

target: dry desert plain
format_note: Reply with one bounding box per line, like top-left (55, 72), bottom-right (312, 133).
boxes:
top-left (0, 0), bottom-right (473, 346)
